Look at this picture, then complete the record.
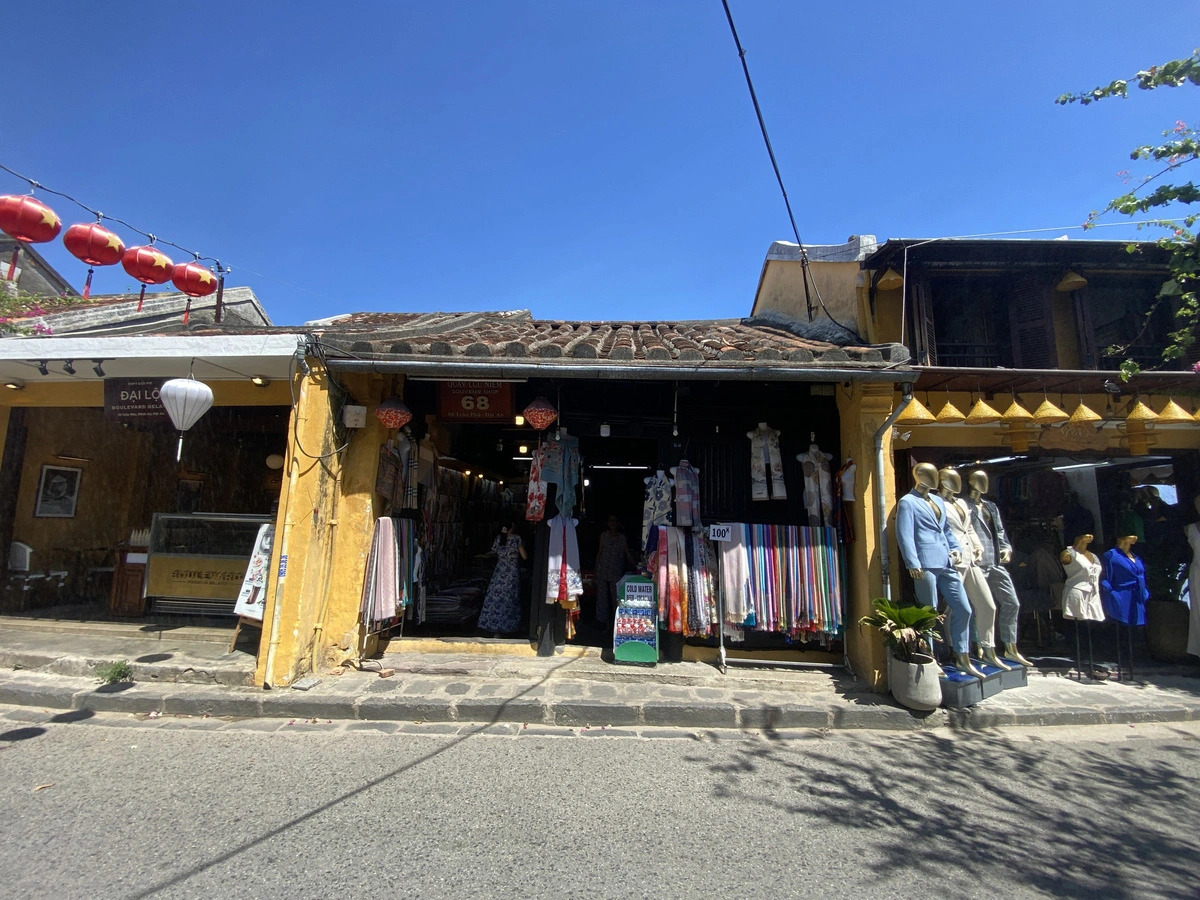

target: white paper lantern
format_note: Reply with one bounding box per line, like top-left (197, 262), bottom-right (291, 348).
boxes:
top-left (160, 376), bottom-right (214, 461)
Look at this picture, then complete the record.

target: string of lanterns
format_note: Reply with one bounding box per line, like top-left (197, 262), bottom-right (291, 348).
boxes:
top-left (0, 164), bottom-right (227, 324)
top-left (894, 389), bottom-right (1199, 454)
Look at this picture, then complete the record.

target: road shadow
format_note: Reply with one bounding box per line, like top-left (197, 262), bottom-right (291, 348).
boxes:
top-left (684, 726), bottom-right (1200, 899)
top-left (135, 653), bottom-right (173, 664)
top-left (0, 726), bottom-right (46, 742)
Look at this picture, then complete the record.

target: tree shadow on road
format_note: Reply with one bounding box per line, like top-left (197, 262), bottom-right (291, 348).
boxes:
top-left (685, 726), bottom-right (1200, 899)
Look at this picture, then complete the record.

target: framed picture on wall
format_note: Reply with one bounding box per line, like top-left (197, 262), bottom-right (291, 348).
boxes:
top-left (34, 465), bottom-right (82, 518)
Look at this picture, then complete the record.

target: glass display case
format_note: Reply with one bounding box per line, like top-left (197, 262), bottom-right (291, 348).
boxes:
top-left (146, 513), bottom-right (274, 615)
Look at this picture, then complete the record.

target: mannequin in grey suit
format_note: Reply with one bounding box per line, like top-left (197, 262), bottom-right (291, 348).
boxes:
top-left (967, 469), bottom-right (1033, 667)
top-left (897, 462), bottom-right (983, 677)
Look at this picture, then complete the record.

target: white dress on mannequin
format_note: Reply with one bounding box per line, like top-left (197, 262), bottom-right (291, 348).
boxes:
top-left (1061, 547), bottom-right (1105, 621)
top-left (1187, 522), bottom-right (1200, 657)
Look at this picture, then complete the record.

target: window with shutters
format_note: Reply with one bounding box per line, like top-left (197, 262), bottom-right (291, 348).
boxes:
top-left (1086, 273), bottom-right (1184, 371)
top-left (921, 274), bottom-right (1012, 368)
top-left (1007, 274), bottom-right (1059, 369)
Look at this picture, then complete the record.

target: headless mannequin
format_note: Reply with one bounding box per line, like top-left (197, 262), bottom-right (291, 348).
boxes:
top-left (967, 470), bottom-right (1033, 667)
top-left (900, 462), bottom-right (982, 678)
top-left (939, 467), bottom-right (1012, 671)
top-left (1061, 533), bottom-right (1101, 680)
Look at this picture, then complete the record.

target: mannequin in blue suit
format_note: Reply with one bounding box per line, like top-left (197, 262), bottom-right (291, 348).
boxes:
top-left (896, 462), bottom-right (983, 677)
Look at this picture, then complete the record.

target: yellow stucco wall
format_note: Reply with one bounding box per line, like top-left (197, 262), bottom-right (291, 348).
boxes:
top-left (752, 260), bottom-right (862, 329)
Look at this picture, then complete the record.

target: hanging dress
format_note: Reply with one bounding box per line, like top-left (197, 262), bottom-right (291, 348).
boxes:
top-left (640, 471), bottom-right (673, 551)
top-left (1100, 547), bottom-right (1149, 626)
top-left (1061, 546), bottom-right (1105, 621)
top-left (477, 533), bottom-right (524, 634)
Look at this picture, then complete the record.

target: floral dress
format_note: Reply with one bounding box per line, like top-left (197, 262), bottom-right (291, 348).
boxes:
top-left (478, 534), bottom-right (523, 633)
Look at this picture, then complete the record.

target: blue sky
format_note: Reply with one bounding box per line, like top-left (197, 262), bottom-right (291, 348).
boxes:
top-left (3, 1), bottom-right (1196, 325)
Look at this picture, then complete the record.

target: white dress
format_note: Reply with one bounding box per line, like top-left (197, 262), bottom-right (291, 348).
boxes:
top-left (1187, 524), bottom-right (1200, 657)
top-left (1061, 547), bottom-right (1105, 621)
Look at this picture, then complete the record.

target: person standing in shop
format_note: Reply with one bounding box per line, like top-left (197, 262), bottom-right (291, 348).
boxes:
top-left (477, 522), bottom-right (528, 637)
top-left (595, 515), bottom-right (637, 627)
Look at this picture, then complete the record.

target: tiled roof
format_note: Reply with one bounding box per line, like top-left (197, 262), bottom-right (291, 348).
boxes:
top-left (313, 310), bottom-right (909, 368)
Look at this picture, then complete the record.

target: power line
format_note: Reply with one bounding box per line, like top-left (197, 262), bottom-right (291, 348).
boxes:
top-left (718, 1), bottom-right (862, 341)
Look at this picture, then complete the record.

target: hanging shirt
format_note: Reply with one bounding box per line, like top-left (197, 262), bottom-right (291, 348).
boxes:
top-left (673, 460), bottom-right (701, 528)
top-left (641, 471), bottom-right (674, 551)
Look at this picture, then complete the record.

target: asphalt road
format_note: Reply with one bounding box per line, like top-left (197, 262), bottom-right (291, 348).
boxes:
top-left (0, 710), bottom-right (1197, 900)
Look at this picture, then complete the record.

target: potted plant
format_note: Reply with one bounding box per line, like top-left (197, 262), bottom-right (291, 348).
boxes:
top-left (859, 598), bottom-right (944, 711)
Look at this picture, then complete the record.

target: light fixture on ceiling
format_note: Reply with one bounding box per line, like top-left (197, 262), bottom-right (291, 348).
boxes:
top-left (583, 478), bottom-right (591, 487)
top-left (265, 453), bottom-right (285, 470)
top-left (92, 359), bottom-right (106, 377)
top-left (62, 360), bottom-right (76, 375)
top-left (55, 454), bottom-right (92, 463)
top-left (1055, 269), bottom-right (1087, 292)
top-left (36, 360), bottom-right (49, 376)
top-left (600, 423), bottom-right (611, 437)
top-left (250, 375), bottom-right (269, 386)
top-left (4, 378), bottom-right (24, 390)
top-left (495, 439), bottom-right (504, 451)
top-left (514, 415), bottom-right (525, 426)
top-left (518, 444), bottom-right (528, 454)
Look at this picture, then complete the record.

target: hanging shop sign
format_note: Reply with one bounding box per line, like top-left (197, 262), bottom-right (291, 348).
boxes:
top-left (437, 381), bottom-right (513, 422)
top-left (104, 378), bottom-right (171, 423)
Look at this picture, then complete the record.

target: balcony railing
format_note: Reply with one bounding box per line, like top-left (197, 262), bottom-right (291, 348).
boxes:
top-left (934, 342), bottom-right (1001, 368)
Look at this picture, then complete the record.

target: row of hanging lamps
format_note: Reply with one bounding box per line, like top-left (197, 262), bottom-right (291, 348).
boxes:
top-left (935, 391), bottom-right (966, 423)
top-left (171, 258), bottom-right (218, 325)
top-left (1155, 398), bottom-right (1194, 424)
top-left (159, 373), bottom-right (214, 462)
top-left (62, 219), bottom-right (125, 299)
top-left (964, 394), bottom-right (1002, 425)
top-left (375, 397), bottom-right (413, 429)
top-left (894, 394), bottom-right (936, 427)
top-left (121, 244), bottom-right (174, 311)
top-left (1033, 396), bottom-right (1070, 425)
top-left (0, 194), bottom-right (61, 279)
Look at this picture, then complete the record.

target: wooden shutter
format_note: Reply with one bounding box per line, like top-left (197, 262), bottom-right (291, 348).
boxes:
top-left (910, 277), bottom-right (938, 366)
top-left (1073, 288), bottom-right (1098, 369)
top-left (1008, 275), bottom-right (1058, 368)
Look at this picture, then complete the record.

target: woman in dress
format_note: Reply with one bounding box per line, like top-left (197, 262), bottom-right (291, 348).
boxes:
top-left (478, 522), bottom-right (528, 636)
top-left (1186, 499), bottom-right (1200, 659)
top-left (1101, 534), bottom-right (1149, 626)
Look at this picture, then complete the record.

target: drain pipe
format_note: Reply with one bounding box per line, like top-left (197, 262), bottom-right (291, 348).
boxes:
top-left (873, 383), bottom-right (913, 602)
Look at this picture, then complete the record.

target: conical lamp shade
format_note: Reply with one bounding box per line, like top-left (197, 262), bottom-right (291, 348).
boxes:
top-left (894, 397), bottom-right (936, 426)
top-left (159, 376), bottom-right (214, 462)
top-left (964, 397), bottom-right (1002, 425)
top-left (1032, 398), bottom-right (1069, 425)
top-left (1154, 399), bottom-right (1192, 424)
top-left (877, 267), bottom-right (904, 291)
top-left (1125, 400), bottom-right (1158, 424)
top-left (1066, 401), bottom-right (1101, 424)
top-left (1001, 399), bottom-right (1034, 423)
top-left (935, 400), bottom-right (966, 423)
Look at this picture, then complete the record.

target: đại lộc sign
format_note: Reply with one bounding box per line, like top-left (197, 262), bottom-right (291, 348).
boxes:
top-left (104, 378), bottom-right (171, 424)
top-left (437, 381), bottom-right (513, 422)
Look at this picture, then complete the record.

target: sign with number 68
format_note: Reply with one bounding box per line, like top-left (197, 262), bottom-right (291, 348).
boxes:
top-left (437, 381), bottom-right (513, 421)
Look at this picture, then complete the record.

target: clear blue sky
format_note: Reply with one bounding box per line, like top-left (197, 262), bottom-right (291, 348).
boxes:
top-left (3, 1), bottom-right (1196, 325)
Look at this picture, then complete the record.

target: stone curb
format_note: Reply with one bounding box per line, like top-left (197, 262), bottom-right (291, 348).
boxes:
top-left (3, 672), bottom-right (1200, 732)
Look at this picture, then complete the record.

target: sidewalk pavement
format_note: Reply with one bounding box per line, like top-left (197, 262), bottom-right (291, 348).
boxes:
top-left (2, 622), bottom-right (1200, 732)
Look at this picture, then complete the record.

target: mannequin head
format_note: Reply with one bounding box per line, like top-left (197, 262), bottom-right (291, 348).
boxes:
top-left (938, 467), bottom-right (962, 497)
top-left (1115, 533), bottom-right (1138, 552)
top-left (913, 462), bottom-right (939, 491)
top-left (1073, 532), bottom-right (1094, 551)
top-left (968, 469), bottom-right (989, 495)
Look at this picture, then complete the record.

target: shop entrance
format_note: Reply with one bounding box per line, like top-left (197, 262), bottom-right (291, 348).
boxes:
top-left (0, 403), bottom-right (289, 630)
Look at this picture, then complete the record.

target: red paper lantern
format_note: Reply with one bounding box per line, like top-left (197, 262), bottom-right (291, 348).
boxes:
top-left (122, 245), bottom-right (175, 311)
top-left (522, 397), bottom-right (558, 431)
top-left (375, 398), bottom-right (413, 430)
top-left (171, 261), bottom-right (217, 298)
top-left (0, 195), bottom-right (61, 243)
top-left (0, 195), bottom-right (61, 281)
top-left (62, 221), bottom-right (125, 299)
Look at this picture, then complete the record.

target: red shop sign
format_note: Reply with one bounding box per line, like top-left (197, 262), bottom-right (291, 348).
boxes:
top-left (437, 381), bottom-right (513, 421)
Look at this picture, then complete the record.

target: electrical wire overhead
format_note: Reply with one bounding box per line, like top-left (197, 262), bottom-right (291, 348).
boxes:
top-left (719, 1), bottom-right (863, 341)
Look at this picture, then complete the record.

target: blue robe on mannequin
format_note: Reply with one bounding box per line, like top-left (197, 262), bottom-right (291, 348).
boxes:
top-left (896, 461), bottom-right (983, 678)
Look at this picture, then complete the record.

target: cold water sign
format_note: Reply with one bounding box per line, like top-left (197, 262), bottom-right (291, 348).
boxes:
top-left (104, 378), bottom-right (171, 423)
top-left (437, 381), bottom-right (513, 422)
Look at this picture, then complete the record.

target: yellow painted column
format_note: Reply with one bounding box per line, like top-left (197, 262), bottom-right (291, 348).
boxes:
top-left (838, 381), bottom-right (899, 690)
top-left (256, 363), bottom-right (343, 687)
top-left (316, 372), bottom-right (388, 669)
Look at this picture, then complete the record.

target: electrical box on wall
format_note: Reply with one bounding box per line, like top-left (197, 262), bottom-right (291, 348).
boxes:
top-left (342, 405), bottom-right (367, 428)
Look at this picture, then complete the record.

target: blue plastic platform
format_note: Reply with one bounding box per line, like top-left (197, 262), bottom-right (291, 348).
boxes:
top-left (998, 660), bottom-right (1030, 690)
top-left (940, 665), bottom-right (985, 708)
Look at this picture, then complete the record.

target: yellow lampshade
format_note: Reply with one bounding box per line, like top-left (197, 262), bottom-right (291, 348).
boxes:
top-left (1001, 399), bottom-right (1034, 423)
top-left (1154, 399), bottom-right (1193, 425)
top-left (1067, 401), bottom-right (1102, 424)
top-left (1032, 398), bottom-right (1070, 425)
top-left (935, 399), bottom-right (966, 423)
top-left (964, 397), bottom-right (1002, 425)
top-left (1055, 270), bottom-right (1087, 292)
top-left (877, 267), bottom-right (904, 291)
top-left (894, 397), bottom-right (937, 426)
top-left (1125, 400), bottom-right (1158, 424)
